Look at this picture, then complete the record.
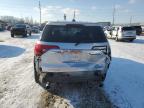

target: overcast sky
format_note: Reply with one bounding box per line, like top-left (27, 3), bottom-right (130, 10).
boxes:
top-left (0, 0), bottom-right (144, 23)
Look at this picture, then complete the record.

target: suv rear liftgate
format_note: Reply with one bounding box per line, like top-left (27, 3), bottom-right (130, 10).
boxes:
top-left (37, 47), bottom-right (110, 82)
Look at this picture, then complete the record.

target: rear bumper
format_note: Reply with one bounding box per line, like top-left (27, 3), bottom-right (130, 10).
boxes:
top-left (35, 49), bottom-right (111, 82)
top-left (41, 62), bottom-right (107, 73)
top-left (35, 56), bottom-right (110, 82)
top-left (119, 36), bottom-right (136, 40)
top-left (12, 31), bottom-right (26, 35)
top-left (39, 70), bottom-right (106, 82)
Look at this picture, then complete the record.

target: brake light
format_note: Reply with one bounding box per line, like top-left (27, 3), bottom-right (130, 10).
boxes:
top-left (34, 42), bottom-right (60, 56)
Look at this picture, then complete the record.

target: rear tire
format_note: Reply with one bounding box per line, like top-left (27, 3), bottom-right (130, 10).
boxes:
top-left (110, 35), bottom-right (113, 39)
top-left (23, 33), bottom-right (27, 37)
top-left (34, 64), bottom-right (39, 83)
top-left (101, 73), bottom-right (106, 82)
top-left (29, 32), bottom-right (31, 36)
top-left (99, 73), bottom-right (106, 87)
top-left (115, 36), bottom-right (119, 41)
top-left (11, 33), bottom-right (14, 38)
top-left (129, 39), bottom-right (134, 42)
top-left (99, 82), bottom-right (104, 87)
top-left (34, 69), bottom-right (39, 83)
top-left (34, 57), bottom-right (40, 83)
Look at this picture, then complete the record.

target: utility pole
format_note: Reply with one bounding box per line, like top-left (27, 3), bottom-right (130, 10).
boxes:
top-left (112, 6), bottom-right (116, 25)
top-left (130, 16), bottom-right (132, 25)
top-left (64, 14), bottom-right (66, 21)
top-left (72, 10), bottom-right (76, 22)
top-left (39, 1), bottom-right (41, 26)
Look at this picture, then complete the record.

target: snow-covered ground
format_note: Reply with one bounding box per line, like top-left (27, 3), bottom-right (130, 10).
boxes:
top-left (0, 32), bottom-right (43, 108)
top-left (0, 31), bottom-right (11, 41)
top-left (0, 31), bottom-right (144, 108)
top-left (104, 37), bottom-right (144, 108)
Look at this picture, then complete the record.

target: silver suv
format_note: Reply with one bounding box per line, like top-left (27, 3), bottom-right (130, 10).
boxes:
top-left (34, 22), bottom-right (111, 88)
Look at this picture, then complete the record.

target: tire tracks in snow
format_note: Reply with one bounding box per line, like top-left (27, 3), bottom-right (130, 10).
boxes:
top-left (39, 82), bottom-right (115, 108)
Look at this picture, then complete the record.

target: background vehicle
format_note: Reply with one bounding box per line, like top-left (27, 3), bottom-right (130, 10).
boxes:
top-left (0, 24), bottom-right (3, 31)
top-left (32, 26), bottom-right (40, 33)
top-left (104, 26), bottom-right (113, 38)
top-left (34, 22), bottom-right (111, 88)
top-left (6, 25), bottom-right (12, 31)
top-left (131, 26), bottom-right (142, 35)
top-left (142, 26), bottom-right (144, 32)
top-left (0, 24), bottom-right (6, 31)
top-left (11, 24), bottom-right (32, 37)
top-left (111, 26), bottom-right (136, 41)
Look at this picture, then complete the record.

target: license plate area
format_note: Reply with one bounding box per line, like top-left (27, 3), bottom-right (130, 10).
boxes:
top-left (61, 50), bottom-right (81, 62)
top-left (123, 31), bottom-right (134, 36)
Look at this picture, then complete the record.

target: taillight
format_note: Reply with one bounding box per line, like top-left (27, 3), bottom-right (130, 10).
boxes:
top-left (34, 42), bottom-right (60, 56)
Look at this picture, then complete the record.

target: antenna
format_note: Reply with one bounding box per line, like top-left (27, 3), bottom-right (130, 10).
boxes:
top-left (72, 10), bottom-right (76, 22)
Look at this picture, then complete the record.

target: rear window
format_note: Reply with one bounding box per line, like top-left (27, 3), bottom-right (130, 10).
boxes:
top-left (14, 24), bottom-right (26, 28)
top-left (132, 26), bottom-right (142, 30)
top-left (41, 25), bottom-right (107, 43)
top-left (122, 27), bottom-right (135, 31)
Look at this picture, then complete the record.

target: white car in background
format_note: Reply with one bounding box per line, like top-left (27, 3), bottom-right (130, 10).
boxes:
top-left (104, 26), bottom-right (112, 38)
top-left (32, 26), bottom-right (40, 33)
top-left (111, 26), bottom-right (136, 42)
top-left (142, 26), bottom-right (144, 32)
top-left (0, 24), bottom-right (3, 31)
